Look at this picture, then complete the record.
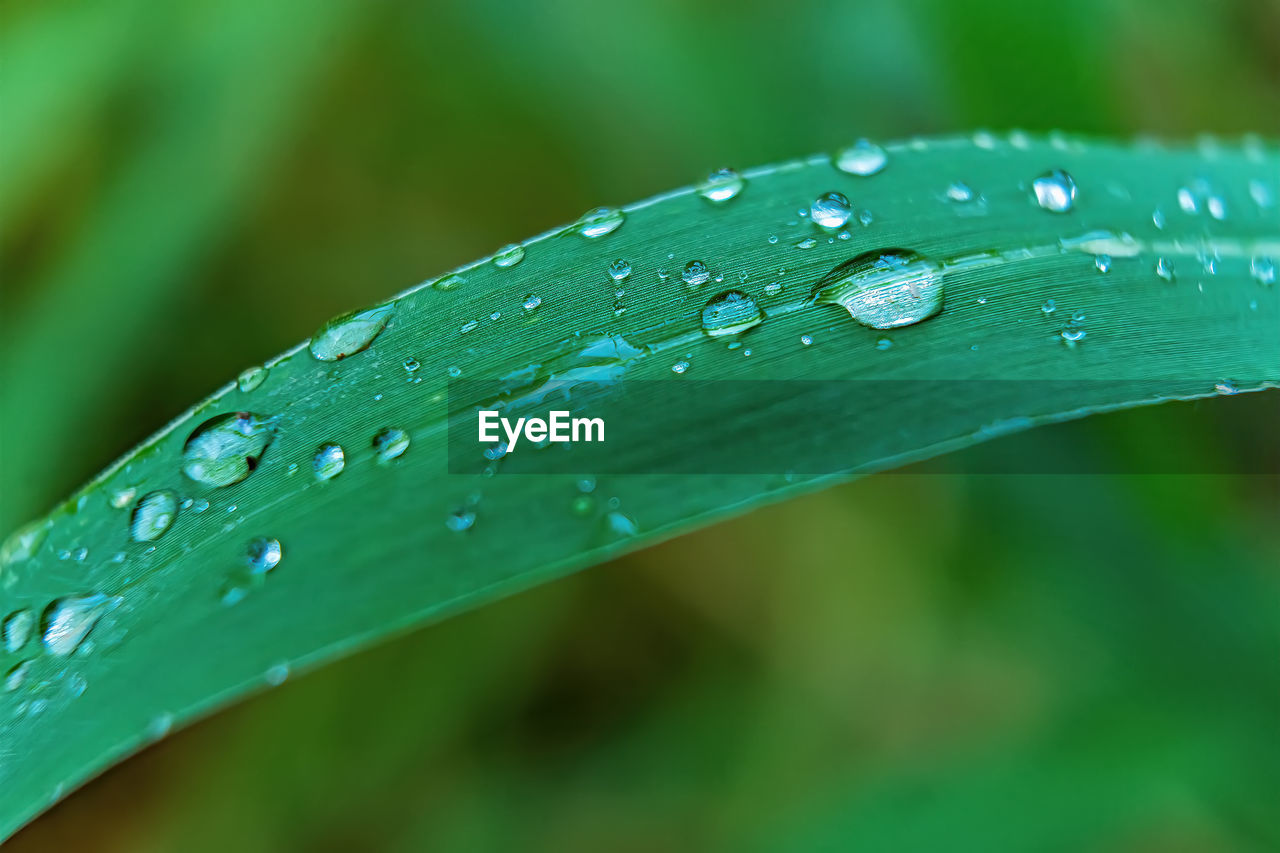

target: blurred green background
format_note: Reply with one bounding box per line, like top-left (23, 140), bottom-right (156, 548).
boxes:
top-left (3, 0), bottom-right (1278, 849)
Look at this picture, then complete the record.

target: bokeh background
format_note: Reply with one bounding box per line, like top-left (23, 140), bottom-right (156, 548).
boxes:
top-left (3, 0), bottom-right (1279, 849)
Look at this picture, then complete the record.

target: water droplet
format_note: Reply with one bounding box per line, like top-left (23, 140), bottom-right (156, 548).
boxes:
top-left (191, 498), bottom-right (209, 514)
top-left (835, 139), bottom-right (888, 176)
top-left (1032, 169), bottom-right (1077, 213)
top-left (460, 319), bottom-right (479, 334)
top-left (237, 366), bottom-right (268, 393)
top-left (1, 519), bottom-right (51, 568)
top-left (607, 259), bottom-right (632, 281)
top-left (264, 663), bottom-right (289, 686)
top-left (493, 244), bottom-right (525, 268)
top-left (41, 594), bottom-right (118, 657)
top-left (182, 413), bottom-right (275, 488)
top-left (522, 294), bottom-right (543, 313)
top-left (1061, 327), bottom-right (1086, 344)
top-left (110, 487), bottom-right (137, 509)
top-left (308, 304), bottom-right (394, 362)
top-left (1207, 196), bottom-right (1226, 220)
top-left (447, 365), bottom-right (463, 378)
top-left (800, 334), bottom-right (813, 346)
top-left (1041, 299), bottom-right (1057, 315)
top-left (1152, 209), bottom-right (1167, 229)
top-left (604, 511), bottom-right (638, 538)
top-left (810, 191), bottom-right (852, 229)
top-left (313, 443), bottom-right (345, 481)
top-left (701, 290), bottom-right (763, 337)
top-left (1249, 179), bottom-right (1275, 210)
top-left (1215, 380), bottom-right (1239, 395)
top-left (372, 427), bottom-right (410, 462)
top-left (682, 260), bottom-right (710, 287)
top-left (403, 357), bottom-right (421, 376)
top-left (5, 660), bottom-right (32, 692)
top-left (575, 207), bottom-right (625, 238)
top-left (795, 237), bottom-right (818, 249)
top-left (1095, 254), bottom-right (1112, 274)
top-left (811, 249), bottom-right (945, 329)
top-left (1251, 255), bottom-right (1276, 285)
top-left (433, 273), bottom-right (466, 291)
top-left (446, 509), bottom-right (476, 532)
top-left (129, 490), bottom-right (179, 542)
top-left (698, 167), bottom-right (745, 203)
top-left (1155, 257), bottom-right (1175, 282)
top-left (147, 712), bottom-right (174, 739)
top-left (4, 608), bottom-right (35, 653)
top-left (763, 282), bottom-right (783, 295)
top-left (1176, 186), bottom-right (1199, 214)
top-left (671, 360), bottom-right (690, 374)
top-left (946, 182), bottom-right (975, 202)
top-left (246, 537), bottom-right (282, 574)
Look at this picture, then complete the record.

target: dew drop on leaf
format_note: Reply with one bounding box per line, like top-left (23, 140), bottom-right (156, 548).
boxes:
top-left (701, 290), bottom-right (763, 337)
top-left (129, 490), bottom-right (179, 542)
top-left (236, 366), bottom-right (268, 393)
top-left (682, 260), bottom-right (710, 287)
top-left (608, 259), bottom-right (632, 281)
top-left (41, 594), bottom-right (119, 658)
top-left (246, 537), bottom-right (282, 574)
top-left (575, 207), bottom-right (625, 238)
top-left (811, 249), bottom-right (945, 329)
top-left (308, 304), bottom-right (394, 362)
top-left (835, 139), bottom-right (888, 176)
top-left (1032, 169), bottom-right (1077, 213)
top-left (182, 413), bottom-right (275, 488)
top-left (492, 244), bottom-right (525, 268)
top-left (4, 608), bottom-right (35, 653)
top-left (697, 167), bottom-right (745, 203)
top-left (372, 427), bottom-right (411, 462)
top-left (313, 443), bottom-right (346, 481)
top-left (810, 191), bottom-right (852, 229)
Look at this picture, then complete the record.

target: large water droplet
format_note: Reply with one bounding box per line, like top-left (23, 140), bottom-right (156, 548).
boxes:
top-left (835, 139), bottom-right (888, 176)
top-left (313, 443), bottom-right (346, 481)
top-left (697, 167), bottom-right (745, 203)
top-left (41, 594), bottom-right (118, 657)
top-left (130, 490), bottom-right (179, 542)
top-left (492, 244), bottom-right (525, 268)
top-left (811, 249), bottom-right (944, 329)
top-left (575, 207), bottom-right (625, 238)
top-left (4, 608), bottom-right (35, 653)
top-left (372, 427), bottom-right (410, 462)
top-left (608, 259), bottom-right (632, 281)
top-left (1032, 169), bottom-right (1077, 213)
top-left (810, 191), bottom-right (853, 229)
top-left (237, 366), bottom-right (268, 393)
top-left (308, 304), bottom-right (394, 362)
top-left (681, 260), bottom-right (711, 288)
top-left (433, 274), bottom-right (466, 291)
top-left (182, 413), bottom-right (275, 487)
top-left (701, 291), bottom-right (763, 337)
top-left (246, 537), bottom-right (282, 574)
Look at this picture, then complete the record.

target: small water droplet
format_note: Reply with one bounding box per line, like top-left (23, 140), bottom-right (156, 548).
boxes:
top-left (1215, 380), bottom-right (1239, 395)
top-left (4, 608), bottom-right (35, 653)
top-left (810, 191), bottom-right (852, 229)
top-left (800, 334), bottom-right (813, 346)
top-left (147, 712), bottom-right (174, 739)
top-left (110, 487), bottom-right (137, 510)
top-left (1061, 327), bottom-right (1087, 344)
top-left (835, 139), bottom-right (888, 176)
top-left (1176, 186), bottom-right (1199, 214)
top-left (130, 490), bottom-right (179, 542)
top-left (1095, 254), bottom-right (1112, 274)
top-left (697, 167), bottom-right (745, 203)
top-left (5, 660), bottom-right (32, 692)
top-left (671, 360), bottom-right (690, 374)
top-left (446, 509), bottom-right (476, 532)
top-left (604, 511), bottom-right (638, 538)
top-left (493, 244), bottom-right (525, 268)
top-left (41, 594), bottom-right (118, 657)
top-left (1251, 255), bottom-right (1276, 285)
top-left (246, 537), bottom-right (282, 574)
top-left (701, 290), bottom-right (763, 337)
top-left (182, 413), bottom-right (275, 488)
top-left (682, 260), bottom-right (710, 287)
top-left (1248, 179), bottom-right (1275, 210)
top-left (811, 249), bottom-right (945, 329)
top-left (1032, 169), bottom-right (1077, 213)
top-left (1155, 257), bottom-right (1176, 282)
top-left (372, 427), bottom-right (410, 462)
top-left (946, 182), bottom-right (975, 202)
top-left (1152, 208), bottom-right (1167, 229)
top-left (313, 443), bottom-right (345, 481)
top-left (608, 259), bottom-right (632, 281)
top-left (1206, 196), bottom-right (1226, 220)
top-left (522, 294), bottom-right (543, 312)
top-left (795, 237), bottom-right (818, 249)
top-left (403, 357), bottom-right (421, 375)
top-left (1041, 299), bottom-right (1057, 315)
top-left (309, 304), bottom-right (394, 362)
top-left (432, 273), bottom-right (466, 291)
top-left (575, 207), bottom-right (625, 238)
top-left (237, 366), bottom-right (268, 393)
top-left (857, 209), bottom-right (874, 227)
top-left (264, 663), bottom-right (289, 686)
top-left (763, 282), bottom-right (783, 296)
top-left (191, 498), bottom-right (209, 514)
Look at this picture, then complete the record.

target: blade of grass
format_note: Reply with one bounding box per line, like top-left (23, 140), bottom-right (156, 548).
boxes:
top-left (0, 134), bottom-right (1277, 837)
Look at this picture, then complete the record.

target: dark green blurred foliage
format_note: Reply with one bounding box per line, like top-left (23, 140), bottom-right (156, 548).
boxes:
top-left (2, 0), bottom-right (1277, 849)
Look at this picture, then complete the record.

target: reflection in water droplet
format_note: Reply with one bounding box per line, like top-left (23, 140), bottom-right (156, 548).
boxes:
top-left (313, 443), bottom-right (345, 481)
top-left (682, 260), bottom-right (710, 287)
top-left (835, 140), bottom-right (888, 176)
top-left (697, 168), bottom-right (745, 202)
top-left (433, 274), bottom-right (465, 291)
top-left (811, 249), bottom-right (945, 329)
top-left (237, 366), bottom-right (268, 392)
top-left (373, 427), bottom-right (411, 462)
top-left (810, 191), bottom-right (852, 229)
top-left (42, 594), bottom-right (118, 657)
top-left (182, 413), bottom-right (275, 488)
top-left (246, 537), bottom-right (282, 574)
top-left (309, 304), bottom-right (394, 361)
top-left (1095, 254), bottom-right (1112, 274)
top-left (701, 291), bottom-right (763, 337)
top-left (1032, 169), bottom-right (1077, 213)
top-left (4, 608), bottom-right (35, 653)
top-left (575, 207), bottom-right (625, 238)
top-left (608, 259), bottom-right (632, 281)
top-left (493, 244), bottom-right (525, 268)
top-left (130, 490), bottom-right (179, 542)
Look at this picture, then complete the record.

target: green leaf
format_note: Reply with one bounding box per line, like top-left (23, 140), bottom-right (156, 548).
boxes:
top-left (1, 134), bottom-right (1277, 838)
